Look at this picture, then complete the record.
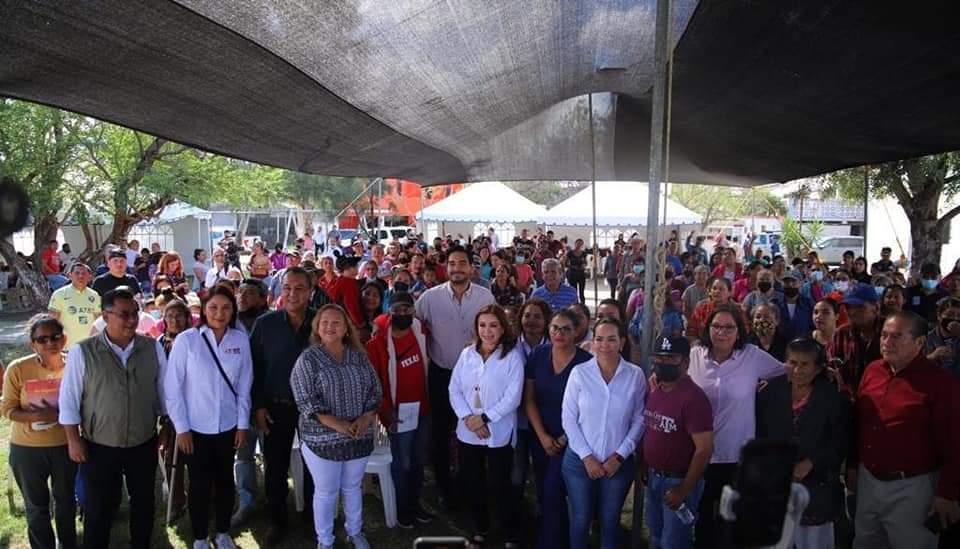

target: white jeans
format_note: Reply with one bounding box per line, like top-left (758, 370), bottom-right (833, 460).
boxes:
top-left (301, 445), bottom-right (369, 546)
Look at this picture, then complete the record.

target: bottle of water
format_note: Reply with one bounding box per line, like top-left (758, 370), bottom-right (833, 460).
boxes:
top-left (675, 503), bottom-right (695, 525)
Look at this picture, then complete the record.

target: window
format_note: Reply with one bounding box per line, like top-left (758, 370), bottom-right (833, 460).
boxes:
top-left (473, 222), bottom-right (516, 243)
top-left (127, 223), bottom-right (174, 252)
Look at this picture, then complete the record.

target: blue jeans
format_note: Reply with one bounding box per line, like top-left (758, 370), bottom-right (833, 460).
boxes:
top-left (645, 471), bottom-right (704, 549)
top-left (389, 417), bottom-right (429, 520)
top-left (234, 426), bottom-right (260, 508)
top-left (46, 273), bottom-right (68, 291)
top-left (531, 438), bottom-right (568, 548)
top-left (561, 448), bottom-right (635, 549)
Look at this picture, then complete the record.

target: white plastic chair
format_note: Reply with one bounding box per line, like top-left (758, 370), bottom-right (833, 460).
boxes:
top-left (290, 432), bottom-right (305, 512)
top-left (291, 422), bottom-right (397, 526)
top-left (364, 422), bottom-right (397, 528)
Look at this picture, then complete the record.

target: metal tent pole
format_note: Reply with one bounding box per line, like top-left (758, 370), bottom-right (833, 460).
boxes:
top-left (419, 186), bottom-right (426, 237)
top-left (635, 0), bottom-right (672, 546)
top-left (863, 166), bottom-right (869, 258)
top-left (589, 93), bottom-right (600, 307)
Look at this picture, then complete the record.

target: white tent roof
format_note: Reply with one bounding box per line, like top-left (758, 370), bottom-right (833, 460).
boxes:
top-left (416, 182), bottom-right (546, 224)
top-left (539, 181), bottom-right (702, 227)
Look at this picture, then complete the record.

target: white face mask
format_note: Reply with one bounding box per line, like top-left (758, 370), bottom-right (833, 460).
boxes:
top-left (834, 281), bottom-right (850, 293)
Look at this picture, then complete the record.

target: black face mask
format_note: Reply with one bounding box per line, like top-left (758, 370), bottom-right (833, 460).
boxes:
top-left (393, 281), bottom-right (410, 293)
top-left (783, 286), bottom-right (800, 298)
top-left (390, 314), bottom-right (414, 330)
top-left (653, 362), bottom-right (682, 383)
top-left (757, 281), bottom-right (773, 293)
top-left (683, 269), bottom-right (694, 279)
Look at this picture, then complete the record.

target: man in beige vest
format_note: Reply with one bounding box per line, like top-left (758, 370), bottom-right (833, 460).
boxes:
top-left (58, 287), bottom-right (167, 549)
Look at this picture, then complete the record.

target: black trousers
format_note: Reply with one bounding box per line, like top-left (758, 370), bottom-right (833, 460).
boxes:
top-left (459, 441), bottom-right (517, 541)
top-left (427, 363), bottom-right (457, 500)
top-left (607, 278), bottom-right (618, 299)
top-left (263, 400), bottom-right (314, 526)
top-left (694, 462), bottom-right (738, 549)
top-left (187, 430), bottom-right (236, 540)
top-left (82, 437), bottom-right (157, 549)
top-left (567, 272), bottom-right (586, 302)
top-left (9, 444), bottom-right (77, 549)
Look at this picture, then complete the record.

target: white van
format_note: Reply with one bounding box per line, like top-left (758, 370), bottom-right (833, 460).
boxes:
top-left (815, 236), bottom-right (864, 265)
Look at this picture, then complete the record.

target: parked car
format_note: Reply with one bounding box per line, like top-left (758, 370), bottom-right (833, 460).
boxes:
top-left (338, 229), bottom-right (359, 247)
top-left (814, 235), bottom-right (864, 265)
top-left (373, 226), bottom-right (415, 244)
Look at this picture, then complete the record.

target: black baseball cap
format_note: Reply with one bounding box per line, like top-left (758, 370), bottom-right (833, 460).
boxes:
top-left (108, 249), bottom-right (126, 260)
top-left (651, 335), bottom-right (691, 358)
top-left (389, 291), bottom-right (415, 309)
top-left (336, 255), bottom-right (362, 271)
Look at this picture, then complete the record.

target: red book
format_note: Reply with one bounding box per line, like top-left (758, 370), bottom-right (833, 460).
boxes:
top-left (24, 378), bottom-right (60, 431)
top-left (25, 378), bottom-right (60, 409)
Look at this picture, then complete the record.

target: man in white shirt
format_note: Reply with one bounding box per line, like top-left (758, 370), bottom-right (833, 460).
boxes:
top-left (59, 288), bottom-right (167, 549)
top-left (414, 246), bottom-right (495, 509)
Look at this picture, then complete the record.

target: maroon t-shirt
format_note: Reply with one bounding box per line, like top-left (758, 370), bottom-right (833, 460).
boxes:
top-left (642, 376), bottom-right (714, 472)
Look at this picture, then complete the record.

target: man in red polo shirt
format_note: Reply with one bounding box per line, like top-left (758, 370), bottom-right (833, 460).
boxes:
top-left (849, 311), bottom-right (960, 548)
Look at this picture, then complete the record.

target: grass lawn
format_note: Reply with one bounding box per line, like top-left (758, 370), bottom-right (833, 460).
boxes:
top-left (0, 339), bottom-right (644, 548)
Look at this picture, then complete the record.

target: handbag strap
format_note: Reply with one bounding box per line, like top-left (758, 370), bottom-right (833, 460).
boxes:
top-left (201, 331), bottom-right (238, 399)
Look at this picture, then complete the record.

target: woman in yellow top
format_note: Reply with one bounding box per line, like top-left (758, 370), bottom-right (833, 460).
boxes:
top-left (0, 314), bottom-right (76, 549)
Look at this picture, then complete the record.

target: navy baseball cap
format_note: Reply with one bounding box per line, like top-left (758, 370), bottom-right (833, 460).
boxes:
top-left (652, 335), bottom-right (691, 358)
top-left (844, 282), bottom-right (879, 306)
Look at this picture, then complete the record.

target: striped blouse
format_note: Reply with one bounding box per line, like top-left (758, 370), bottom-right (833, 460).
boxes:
top-left (290, 345), bottom-right (382, 461)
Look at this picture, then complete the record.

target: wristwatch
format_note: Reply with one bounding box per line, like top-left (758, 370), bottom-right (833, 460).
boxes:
top-left (480, 413), bottom-right (491, 424)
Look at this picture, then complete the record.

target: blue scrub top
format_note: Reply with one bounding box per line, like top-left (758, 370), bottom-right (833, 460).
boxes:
top-left (525, 344), bottom-right (593, 437)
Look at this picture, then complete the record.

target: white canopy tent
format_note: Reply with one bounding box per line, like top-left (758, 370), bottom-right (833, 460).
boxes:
top-left (540, 181), bottom-right (701, 227)
top-left (416, 181), bottom-right (546, 242)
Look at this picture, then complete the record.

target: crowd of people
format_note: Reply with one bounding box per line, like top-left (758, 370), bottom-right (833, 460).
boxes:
top-left (0, 225), bottom-right (959, 549)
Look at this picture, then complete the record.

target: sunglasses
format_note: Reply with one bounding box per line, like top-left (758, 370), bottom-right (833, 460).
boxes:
top-left (33, 333), bottom-right (65, 345)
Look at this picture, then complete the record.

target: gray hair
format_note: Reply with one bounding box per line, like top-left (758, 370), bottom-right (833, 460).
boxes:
top-left (541, 258), bottom-right (561, 271)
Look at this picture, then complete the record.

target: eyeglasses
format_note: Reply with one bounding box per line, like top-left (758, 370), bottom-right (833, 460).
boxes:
top-left (549, 324), bottom-right (574, 335)
top-left (106, 309), bottom-right (140, 321)
top-left (33, 333), bottom-right (64, 344)
top-left (709, 324), bottom-right (738, 334)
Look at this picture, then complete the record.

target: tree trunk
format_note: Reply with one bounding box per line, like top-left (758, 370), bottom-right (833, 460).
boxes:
top-left (0, 235), bottom-right (50, 308)
top-left (905, 196), bottom-right (943, 275)
top-left (77, 222), bottom-right (103, 264)
top-left (236, 212), bottom-right (252, 245)
top-left (294, 208), bottom-right (313, 240)
top-left (31, 214), bottom-right (59, 269)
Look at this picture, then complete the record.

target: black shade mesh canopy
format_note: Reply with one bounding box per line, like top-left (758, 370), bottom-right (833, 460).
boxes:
top-left (2, 0), bottom-right (959, 186)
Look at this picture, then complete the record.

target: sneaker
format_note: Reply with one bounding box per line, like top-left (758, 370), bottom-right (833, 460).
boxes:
top-left (348, 532), bottom-right (371, 549)
top-left (230, 505), bottom-right (253, 529)
top-left (396, 515), bottom-right (415, 529)
top-left (415, 508), bottom-right (434, 524)
top-left (214, 533), bottom-right (236, 549)
top-left (192, 540), bottom-right (211, 549)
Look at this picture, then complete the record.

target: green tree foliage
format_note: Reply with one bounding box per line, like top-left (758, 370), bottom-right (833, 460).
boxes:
top-left (0, 100), bottom-right (85, 304)
top-left (0, 100), bottom-right (84, 254)
top-left (78, 123), bottom-right (279, 261)
top-left (670, 184), bottom-right (786, 231)
top-left (822, 153), bottom-right (960, 271)
top-left (281, 172), bottom-right (368, 234)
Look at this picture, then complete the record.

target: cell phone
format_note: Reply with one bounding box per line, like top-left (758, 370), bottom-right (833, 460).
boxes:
top-left (730, 439), bottom-right (796, 547)
top-left (413, 536), bottom-right (469, 548)
top-left (924, 512), bottom-right (943, 534)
